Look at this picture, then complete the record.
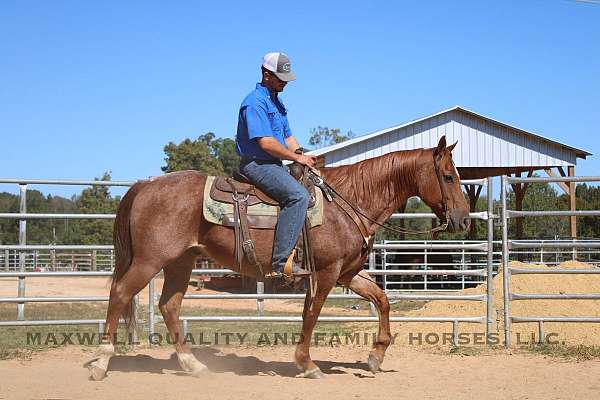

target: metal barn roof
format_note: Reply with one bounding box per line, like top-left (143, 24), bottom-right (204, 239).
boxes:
top-left (309, 106), bottom-right (591, 178)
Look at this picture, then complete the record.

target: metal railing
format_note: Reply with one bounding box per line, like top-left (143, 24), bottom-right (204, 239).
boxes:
top-left (0, 176), bottom-right (499, 344)
top-left (378, 240), bottom-right (502, 291)
top-left (501, 175), bottom-right (600, 347)
top-left (166, 177), bottom-right (496, 343)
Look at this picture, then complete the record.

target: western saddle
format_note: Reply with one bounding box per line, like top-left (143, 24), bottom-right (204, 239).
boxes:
top-left (208, 158), bottom-right (333, 279)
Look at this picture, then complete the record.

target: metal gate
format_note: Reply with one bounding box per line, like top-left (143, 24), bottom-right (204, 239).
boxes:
top-left (500, 174), bottom-right (600, 346)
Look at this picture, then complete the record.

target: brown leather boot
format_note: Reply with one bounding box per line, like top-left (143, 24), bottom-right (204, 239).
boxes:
top-left (265, 263), bottom-right (311, 279)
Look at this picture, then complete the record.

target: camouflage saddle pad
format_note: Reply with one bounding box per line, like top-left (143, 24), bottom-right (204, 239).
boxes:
top-left (202, 175), bottom-right (324, 229)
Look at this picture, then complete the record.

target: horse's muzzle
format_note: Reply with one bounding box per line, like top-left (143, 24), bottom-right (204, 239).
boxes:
top-left (449, 211), bottom-right (471, 233)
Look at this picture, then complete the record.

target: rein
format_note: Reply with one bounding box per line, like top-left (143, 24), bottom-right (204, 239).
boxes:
top-left (316, 152), bottom-right (450, 237)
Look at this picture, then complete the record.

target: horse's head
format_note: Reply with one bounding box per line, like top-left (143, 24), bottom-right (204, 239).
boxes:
top-left (416, 136), bottom-right (470, 233)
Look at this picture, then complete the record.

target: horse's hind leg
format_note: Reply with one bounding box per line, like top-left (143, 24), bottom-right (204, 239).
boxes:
top-left (159, 256), bottom-right (207, 376)
top-left (339, 269), bottom-right (391, 373)
top-left (88, 258), bottom-right (162, 380)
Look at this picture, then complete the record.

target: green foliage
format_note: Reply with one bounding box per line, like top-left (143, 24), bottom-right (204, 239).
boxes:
top-left (574, 184), bottom-right (600, 238)
top-left (507, 181), bottom-right (569, 239)
top-left (308, 126), bottom-right (354, 149)
top-left (161, 132), bottom-right (239, 176)
top-left (0, 192), bottom-right (19, 245)
top-left (73, 172), bottom-right (120, 245)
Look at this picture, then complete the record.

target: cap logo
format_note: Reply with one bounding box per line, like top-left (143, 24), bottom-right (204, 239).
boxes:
top-left (281, 63), bottom-right (291, 72)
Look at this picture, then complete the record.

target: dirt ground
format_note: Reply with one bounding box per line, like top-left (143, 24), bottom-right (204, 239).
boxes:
top-left (1, 345), bottom-right (600, 400)
top-left (3, 262), bottom-right (600, 398)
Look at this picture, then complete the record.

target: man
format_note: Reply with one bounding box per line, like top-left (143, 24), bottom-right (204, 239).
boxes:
top-left (235, 52), bottom-right (316, 278)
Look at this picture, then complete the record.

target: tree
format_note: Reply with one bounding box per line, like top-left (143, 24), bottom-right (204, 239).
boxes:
top-left (308, 126), bottom-right (354, 149)
top-left (162, 133), bottom-right (240, 177)
top-left (574, 184), bottom-right (600, 238)
top-left (212, 137), bottom-right (239, 177)
top-left (73, 172), bottom-right (121, 244)
top-left (0, 192), bottom-right (19, 245)
top-left (162, 133), bottom-right (225, 175)
top-left (506, 180), bottom-right (568, 239)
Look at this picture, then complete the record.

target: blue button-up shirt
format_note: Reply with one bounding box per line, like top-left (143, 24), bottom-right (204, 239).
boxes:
top-left (236, 83), bottom-right (292, 161)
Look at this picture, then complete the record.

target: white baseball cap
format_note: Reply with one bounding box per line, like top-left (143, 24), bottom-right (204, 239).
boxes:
top-left (262, 52), bottom-right (296, 82)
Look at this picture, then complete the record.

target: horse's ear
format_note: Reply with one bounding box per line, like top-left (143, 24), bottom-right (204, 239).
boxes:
top-left (447, 140), bottom-right (458, 153)
top-left (434, 135), bottom-right (447, 156)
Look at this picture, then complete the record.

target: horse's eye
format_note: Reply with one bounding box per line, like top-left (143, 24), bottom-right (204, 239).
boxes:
top-left (444, 174), bottom-right (454, 183)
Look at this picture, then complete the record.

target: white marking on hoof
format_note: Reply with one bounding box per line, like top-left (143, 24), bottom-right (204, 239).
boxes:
top-left (368, 353), bottom-right (382, 374)
top-left (296, 367), bottom-right (325, 379)
top-left (88, 344), bottom-right (115, 380)
top-left (89, 361), bottom-right (108, 381)
top-left (177, 352), bottom-right (207, 376)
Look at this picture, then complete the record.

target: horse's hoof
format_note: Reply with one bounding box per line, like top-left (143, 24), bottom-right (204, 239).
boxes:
top-left (296, 367), bottom-right (325, 379)
top-left (88, 362), bottom-right (107, 381)
top-left (368, 353), bottom-right (382, 374)
top-left (188, 367), bottom-right (208, 377)
top-left (177, 353), bottom-right (207, 377)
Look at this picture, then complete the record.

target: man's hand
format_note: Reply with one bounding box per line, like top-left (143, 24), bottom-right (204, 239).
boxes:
top-left (295, 154), bottom-right (317, 168)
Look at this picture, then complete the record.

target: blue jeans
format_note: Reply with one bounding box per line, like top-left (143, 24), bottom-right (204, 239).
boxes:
top-left (240, 159), bottom-right (310, 271)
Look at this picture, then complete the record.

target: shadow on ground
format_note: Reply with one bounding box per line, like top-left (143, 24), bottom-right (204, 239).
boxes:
top-left (84, 347), bottom-right (397, 378)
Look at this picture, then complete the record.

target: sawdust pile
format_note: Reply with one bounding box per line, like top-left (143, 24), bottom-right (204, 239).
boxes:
top-left (390, 261), bottom-right (600, 346)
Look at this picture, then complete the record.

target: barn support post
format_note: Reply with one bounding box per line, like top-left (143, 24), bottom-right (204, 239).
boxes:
top-left (568, 166), bottom-right (577, 239)
top-left (510, 171), bottom-right (533, 248)
top-left (510, 173), bottom-right (524, 241)
top-left (465, 184), bottom-right (483, 239)
top-left (17, 184), bottom-right (27, 320)
top-left (546, 166), bottom-right (577, 255)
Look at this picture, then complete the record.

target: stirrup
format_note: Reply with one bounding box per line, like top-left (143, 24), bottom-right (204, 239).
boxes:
top-left (265, 265), bottom-right (311, 280)
top-left (283, 250), bottom-right (311, 278)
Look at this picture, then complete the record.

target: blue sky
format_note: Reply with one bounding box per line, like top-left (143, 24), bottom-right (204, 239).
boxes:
top-left (1, 0), bottom-right (599, 198)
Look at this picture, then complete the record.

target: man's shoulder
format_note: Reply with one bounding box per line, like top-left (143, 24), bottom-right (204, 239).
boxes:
top-left (241, 86), bottom-right (269, 109)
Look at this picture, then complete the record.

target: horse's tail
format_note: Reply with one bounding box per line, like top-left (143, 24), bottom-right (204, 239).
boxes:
top-left (111, 181), bottom-right (144, 333)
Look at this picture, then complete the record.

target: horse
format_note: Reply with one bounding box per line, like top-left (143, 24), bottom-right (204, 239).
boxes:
top-left (88, 135), bottom-right (470, 380)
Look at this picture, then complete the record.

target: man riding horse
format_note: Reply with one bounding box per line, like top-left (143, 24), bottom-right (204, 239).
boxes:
top-left (236, 52), bottom-right (316, 279)
top-left (88, 52), bottom-right (471, 380)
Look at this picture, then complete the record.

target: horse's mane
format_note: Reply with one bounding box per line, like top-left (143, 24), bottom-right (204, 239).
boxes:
top-left (321, 148), bottom-right (427, 211)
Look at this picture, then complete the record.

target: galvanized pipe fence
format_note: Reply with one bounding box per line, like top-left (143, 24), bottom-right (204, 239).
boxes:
top-left (2, 174), bottom-right (598, 346)
top-left (501, 175), bottom-right (600, 347)
top-left (0, 177), bottom-right (496, 344)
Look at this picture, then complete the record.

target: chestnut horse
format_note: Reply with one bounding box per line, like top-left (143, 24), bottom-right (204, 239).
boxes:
top-left (88, 136), bottom-right (470, 380)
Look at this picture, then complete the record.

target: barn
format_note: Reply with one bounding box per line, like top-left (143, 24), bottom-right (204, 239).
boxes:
top-left (308, 106), bottom-right (591, 238)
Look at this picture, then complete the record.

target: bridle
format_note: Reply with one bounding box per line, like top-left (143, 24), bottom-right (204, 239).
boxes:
top-left (320, 149), bottom-right (452, 237)
top-left (432, 151), bottom-right (451, 232)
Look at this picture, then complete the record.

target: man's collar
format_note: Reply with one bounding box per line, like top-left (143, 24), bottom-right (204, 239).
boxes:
top-left (255, 83), bottom-right (286, 113)
top-left (256, 83), bottom-right (277, 99)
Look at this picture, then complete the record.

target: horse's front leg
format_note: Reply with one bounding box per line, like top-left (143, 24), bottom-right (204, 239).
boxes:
top-left (294, 270), bottom-right (337, 379)
top-left (339, 269), bottom-right (391, 373)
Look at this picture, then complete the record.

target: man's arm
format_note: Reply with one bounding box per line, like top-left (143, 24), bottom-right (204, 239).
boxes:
top-left (284, 136), bottom-right (300, 153)
top-left (257, 137), bottom-right (316, 167)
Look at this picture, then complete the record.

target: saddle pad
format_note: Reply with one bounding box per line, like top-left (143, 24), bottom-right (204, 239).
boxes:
top-left (203, 176), bottom-right (324, 229)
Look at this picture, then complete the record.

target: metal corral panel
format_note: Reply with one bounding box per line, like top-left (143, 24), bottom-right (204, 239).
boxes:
top-left (312, 107), bottom-right (589, 168)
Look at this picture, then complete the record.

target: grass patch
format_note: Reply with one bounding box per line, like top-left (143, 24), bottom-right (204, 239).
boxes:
top-left (282, 287), bottom-right (427, 314)
top-left (528, 344), bottom-right (600, 361)
top-left (448, 346), bottom-right (484, 356)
